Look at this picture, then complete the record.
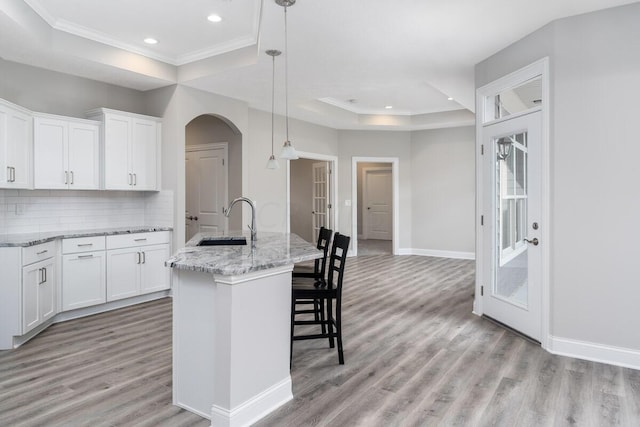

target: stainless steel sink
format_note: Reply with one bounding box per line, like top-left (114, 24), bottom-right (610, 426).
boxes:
top-left (197, 236), bottom-right (247, 246)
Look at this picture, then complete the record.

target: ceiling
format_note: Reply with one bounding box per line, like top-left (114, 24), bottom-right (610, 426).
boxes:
top-left (1, 0), bottom-right (637, 130)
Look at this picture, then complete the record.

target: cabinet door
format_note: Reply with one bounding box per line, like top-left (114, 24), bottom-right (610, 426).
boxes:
top-left (140, 244), bottom-right (170, 294)
top-left (104, 114), bottom-right (132, 190)
top-left (22, 258), bottom-right (56, 334)
top-left (0, 105), bottom-right (32, 189)
top-left (22, 263), bottom-right (41, 334)
top-left (68, 122), bottom-right (100, 190)
top-left (62, 252), bottom-right (106, 311)
top-left (131, 118), bottom-right (157, 190)
top-left (106, 248), bottom-right (140, 301)
top-left (34, 117), bottom-right (68, 189)
top-left (39, 259), bottom-right (56, 322)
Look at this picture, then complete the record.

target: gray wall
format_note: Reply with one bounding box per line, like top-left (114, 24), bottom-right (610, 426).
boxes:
top-left (289, 158), bottom-right (316, 242)
top-left (476, 2), bottom-right (640, 352)
top-left (411, 126), bottom-right (475, 254)
top-left (185, 114), bottom-right (243, 231)
top-left (0, 58), bottom-right (148, 117)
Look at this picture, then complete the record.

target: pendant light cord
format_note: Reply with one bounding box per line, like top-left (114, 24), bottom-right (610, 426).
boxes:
top-left (284, 5), bottom-right (290, 142)
top-left (271, 54), bottom-right (276, 156)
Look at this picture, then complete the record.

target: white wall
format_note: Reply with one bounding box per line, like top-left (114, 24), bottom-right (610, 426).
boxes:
top-left (410, 126), bottom-right (475, 255)
top-left (476, 2), bottom-right (640, 359)
top-left (337, 130), bottom-right (412, 249)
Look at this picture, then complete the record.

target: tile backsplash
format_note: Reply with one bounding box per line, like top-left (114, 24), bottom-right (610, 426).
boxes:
top-left (0, 189), bottom-right (174, 235)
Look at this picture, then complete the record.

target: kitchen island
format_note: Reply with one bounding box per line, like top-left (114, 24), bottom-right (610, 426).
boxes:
top-left (166, 231), bottom-right (322, 427)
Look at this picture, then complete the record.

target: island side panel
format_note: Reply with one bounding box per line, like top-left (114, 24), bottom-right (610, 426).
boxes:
top-left (172, 269), bottom-right (217, 419)
top-left (212, 265), bottom-right (294, 426)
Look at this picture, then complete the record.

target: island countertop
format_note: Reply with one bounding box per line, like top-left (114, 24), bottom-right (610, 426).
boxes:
top-left (165, 231), bottom-right (322, 276)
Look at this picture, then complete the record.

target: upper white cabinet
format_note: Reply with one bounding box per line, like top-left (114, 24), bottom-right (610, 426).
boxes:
top-left (33, 114), bottom-right (100, 190)
top-left (0, 98), bottom-right (32, 189)
top-left (87, 109), bottom-right (161, 191)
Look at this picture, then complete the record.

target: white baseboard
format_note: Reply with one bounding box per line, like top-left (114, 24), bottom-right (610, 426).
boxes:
top-left (548, 335), bottom-right (640, 370)
top-left (397, 248), bottom-right (475, 260)
top-left (210, 377), bottom-right (293, 427)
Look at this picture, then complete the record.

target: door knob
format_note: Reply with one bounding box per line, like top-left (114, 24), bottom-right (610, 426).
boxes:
top-left (524, 238), bottom-right (539, 246)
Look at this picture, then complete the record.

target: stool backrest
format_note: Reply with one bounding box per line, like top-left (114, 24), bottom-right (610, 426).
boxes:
top-left (315, 227), bottom-right (333, 279)
top-left (327, 233), bottom-right (350, 291)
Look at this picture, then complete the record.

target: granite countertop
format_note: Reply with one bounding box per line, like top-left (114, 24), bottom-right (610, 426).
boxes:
top-left (166, 231), bottom-right (322, 276)
top-left (0, 226), bottom-right (173, 247)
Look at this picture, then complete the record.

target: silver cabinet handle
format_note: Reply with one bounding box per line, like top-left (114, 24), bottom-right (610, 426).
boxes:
top-left (43, 267), bottom-right (47, 283)
top-left (36, 250), bottom-right (48, 255)
top-left (142, 251), bottom-right (146, 264)
top-left (133, 173), bottom-right (137, 186)
top-left (136, 252), bottom-right (141, 264)
top-left (39, 267), bottom-right (47, 284)
top-left (70, 171), bottom-right (74, 185)
top-left (6, 166), bottom-right (10, 182)
top-left (77, 243), bottom-right (93, 247)
top-left (128, 173), bottom-right (133, 185)
top-left (65, 171), bottom-right (68, 185)
top-left (78, 254), bottom-right (94, 259)
top-left (134, 238), bottom-right (147, 242)
top-left (12, 167), bottom-right (15, 182)
top-left (38, 268), bottom-right (43, 284)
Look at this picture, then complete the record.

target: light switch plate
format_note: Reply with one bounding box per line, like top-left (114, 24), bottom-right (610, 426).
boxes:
top-left (345, 199), bottom-right (352, 207)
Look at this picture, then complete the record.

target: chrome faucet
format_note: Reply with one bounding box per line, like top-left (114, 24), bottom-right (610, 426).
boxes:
top-left (223, 197), bottom-right (257, 242)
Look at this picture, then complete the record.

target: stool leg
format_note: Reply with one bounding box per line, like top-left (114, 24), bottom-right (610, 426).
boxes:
top-left (326, 298), bottom-right (335, 349)
top-left (336, 295), bottom-right (344, 364)
top-left (319, 299), bottom-right (326, 335)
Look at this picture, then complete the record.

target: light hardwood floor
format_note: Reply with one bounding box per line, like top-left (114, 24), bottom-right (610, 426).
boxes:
top-left (1, 255), bottom-right (639, 426)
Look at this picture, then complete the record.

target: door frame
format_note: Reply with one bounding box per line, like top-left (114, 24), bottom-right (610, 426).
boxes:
top-left (361, 166), bottom-right (393, 240)
top-left (474, 57), bottom-right (550, 348)
top-left (286, 151), bottom-right (339, 238)
top-left (351, 157), bottom-right (400, 257)
top-left (185, 142), bottom-right (229, 239)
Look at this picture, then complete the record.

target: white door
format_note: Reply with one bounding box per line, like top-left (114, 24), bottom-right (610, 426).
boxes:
top-left (185, 145), bottom-right (228, 242)
top-left (363, 168), bottom-right (392, 240)
top-left (482, 111), bottom-right (542, 341)
top-left (311, 162), bottom-right (329, 243)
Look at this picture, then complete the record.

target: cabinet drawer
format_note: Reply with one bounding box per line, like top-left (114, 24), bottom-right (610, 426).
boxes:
top-left (62, 236), bottom-right (106, 254)
top-left (22, 241), bottom-right (56, 266)
top-left (106, 231), bottom-right (170, 250)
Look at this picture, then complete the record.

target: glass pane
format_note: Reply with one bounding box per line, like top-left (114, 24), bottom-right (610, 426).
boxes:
top-left (485, 76), bottom-right (542, 122)
top-left (515, 148), bottom-right (526, 195)
top-left (494, 133), bottom-right (529, 308)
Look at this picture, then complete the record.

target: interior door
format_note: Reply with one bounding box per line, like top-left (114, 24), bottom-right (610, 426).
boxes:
top-left (311, 162), bottom-right (329, 244)
top-left (363, 168), bottom-right (392, 240)
top-left (185, 145), bottom-right (228, 242)
top-left (482, 111), bottom-right (542, 341)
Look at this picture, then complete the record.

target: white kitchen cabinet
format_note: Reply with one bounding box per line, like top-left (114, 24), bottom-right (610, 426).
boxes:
top-left (0, 98), bottom-right (32, 189)
top-left (62, 236), bottom-right (107, 311)
top-left (33, 115), bottom-right (100, 190)
top-left (106, 232), bottom-right (170, 302)
top-left (87, 108), bottom-right (161, 191)
top-left (20, 242), bottom-right (57, 335)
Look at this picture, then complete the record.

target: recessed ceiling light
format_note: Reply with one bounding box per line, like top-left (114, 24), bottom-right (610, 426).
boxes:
top-left (385, 105), bottom-right (393, 109)
top-left (447, 97), bottom-right (454, 101)
top-left (207, 14), bottom-right (222, 23)
top-left (144, 38), bottom-right (158, 45)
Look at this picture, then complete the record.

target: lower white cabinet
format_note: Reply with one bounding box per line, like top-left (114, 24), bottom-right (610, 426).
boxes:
top-left (106, 232), bottom-right (170, 302)
top-left (62, 236), bottom-right (107, 310)
top-left (62, 252), bottom-right (106, 310)
top-left (22, 246), bottom-right (57, 334)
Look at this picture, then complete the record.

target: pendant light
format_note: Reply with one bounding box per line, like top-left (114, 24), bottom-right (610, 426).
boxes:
top-left (266, 49), bottom-right (281, 170)
top-left (276, 0), bottom-right (299, 160)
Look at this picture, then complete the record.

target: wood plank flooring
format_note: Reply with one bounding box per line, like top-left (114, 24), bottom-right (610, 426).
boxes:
top-left (1, 254), bottom-right (639, 426)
